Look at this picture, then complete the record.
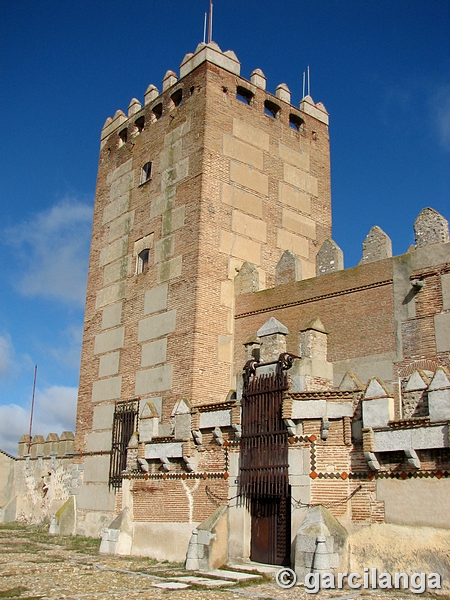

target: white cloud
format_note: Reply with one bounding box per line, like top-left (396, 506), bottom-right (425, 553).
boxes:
top-left (3, 197), bottom-right (93, 306)
top-left (0, 385), bottom-right (77, 456)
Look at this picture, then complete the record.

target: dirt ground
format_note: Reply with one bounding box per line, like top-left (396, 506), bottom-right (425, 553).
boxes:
top-left (0, 523), bottom-right (446, 600)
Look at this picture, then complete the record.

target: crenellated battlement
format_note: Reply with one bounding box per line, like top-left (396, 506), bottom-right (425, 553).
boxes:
top-left (100, 42), bottom-right (329, 144)
top-left (17, 431), bottom-right (75, 458)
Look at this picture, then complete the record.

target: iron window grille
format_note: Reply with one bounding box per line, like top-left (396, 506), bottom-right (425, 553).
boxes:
top-left (109, 398), bottom-right (140, 490)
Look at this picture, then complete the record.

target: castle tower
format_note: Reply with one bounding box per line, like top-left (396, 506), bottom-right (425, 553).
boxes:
top-left (74, 43), bottom-right (331, 545)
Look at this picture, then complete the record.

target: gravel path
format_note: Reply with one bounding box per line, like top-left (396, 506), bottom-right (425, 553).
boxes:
top-left (0, 523), bottom-right (444, 600)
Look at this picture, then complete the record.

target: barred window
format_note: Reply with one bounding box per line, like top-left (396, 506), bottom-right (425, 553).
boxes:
top-left (109, 399), bottom-right (139, 490)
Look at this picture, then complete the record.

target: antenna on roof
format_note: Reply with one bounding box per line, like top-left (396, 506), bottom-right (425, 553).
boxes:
top-left (203, 12), bottom-right (207, 43)
top-left (208, 0), bottom-right (213, 43)
top-left (302, 71), bottom-right (306, 98)
top-left (307, 65), bottom-right (311, 96)
top-left (27, 365), bottom-right (37, 454)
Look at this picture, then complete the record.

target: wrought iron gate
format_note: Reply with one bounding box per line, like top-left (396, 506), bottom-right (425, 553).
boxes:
top-left (109, 398), bottom-right (139, 489)
top-left (240, 353), bottom-right (295, 565)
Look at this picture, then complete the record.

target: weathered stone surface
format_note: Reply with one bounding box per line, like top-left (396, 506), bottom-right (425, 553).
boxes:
top-left (316, 238), bottom-right (344, 276)
top-left (414, 207), bottom-right (449, 247)
top-left (234, 261), bottom-right (259, 295)
top-left (275, 250), bottom-right (302, 285)
top-left (359, 226), bottom-right (392, 264)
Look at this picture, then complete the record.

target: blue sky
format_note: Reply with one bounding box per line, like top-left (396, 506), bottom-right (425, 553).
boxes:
top-left (0, 1), bottom-right (449, 454)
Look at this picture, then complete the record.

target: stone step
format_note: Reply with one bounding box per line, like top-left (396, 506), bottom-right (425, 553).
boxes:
top-left (172, 576), bottom-right (237, 587)
top-left (152, 581), bottom-right (190, 589)
top-left (204, 569), bottom-right (263, 581)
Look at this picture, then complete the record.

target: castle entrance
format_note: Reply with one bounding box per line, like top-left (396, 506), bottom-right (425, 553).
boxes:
top-left (240, 354), bottom-right (295, 566)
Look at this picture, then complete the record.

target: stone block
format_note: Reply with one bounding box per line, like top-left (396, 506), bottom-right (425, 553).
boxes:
top-left (102, 302), bottom-right (122, 330)
top-left (96, 281), bottom-right (126, 309)
top-left (99, 237), bottom-right (128, 268)
top-left (199, 410), bottom-right (232, 429)
top-left (232, 210), bottom-right (267, 242)
top-left (275, 83), bottom-right (291, 103)
top-left (299, 95), bottom-right (329, 125)
top-left (316, 238), bottom-right (344, 276)
top-left (220, 231), bottom-right (261, 265)
top-left (161, 158), bottom-right (189, 191)
top-left (87, 431), bottom-right (112, 452)
top-left (135, 364), bottom-right (173, 395)
top-left (103, 256), bottom-right (131, 285)
top-left (132, 521), bottom-right (196, 562)
top-left (92, 404), bottom-right (115, 430)
top-left (278, 183), bottom-right (311, 214)
top-left (54, 496), bottom-right (76, 536)
top-left (162, 205), bottom-right (185, 236)
top-left (106, 159), bottom-right (133, 185)
top-left (174, 413), bottom-right (191, 440)
top-left (276, 228), bottom-right (309, 258)
top-left (435, 313), bottom-right (450, 352)
top-left (160, 138), bottom-right (183, 171)
top-left (143, 283), bottom-right (168, 316)
top-left (145, 442), bottom-right (183, 460)
top-left (94, 327), bottom-right (124, 355)
top-left (282, 208), bottom-right (316, 239)
top-left (221, 183), bottom-right (262, 218)
top-left (250, 68), bottom-right (266, 89)
top-left (92, 376), bottom-right (122, 403)
top-left (83, 456), bottom-right (111, 484)
top-left (141, 338), bottom-right (167, 367)
top-left (411, 425), bottom-right (448, 449)
top-left (102, 193), bottom-right (130, 225)
top-left (232, 118), bottom-right (269, 151)
top-left (99, 352), bottom-right (120, 377)
top-left (362, 397), bottom-right (394, 429)
top-left (150, 188), bottom-right (176, 219)
top-left (109, 171), bottom-right (134, 202)
top-left (108, 212), bottom-right (135, 243)
top-left (76, 482), bottom-right (116, 510)
top-left (154, 236), bottom-right (174, 264)
top-left (180, 41), bottom-right (240, 78)
top-left (359, 226), bottom-right (392, 265)
top-left (374, 429), bottom-right (412, 452)
top-left (234, 262), bottom-right (259, 295)
top-left (230, 162), bottom-right (268, 196)
top-left (284, 164), bottom-right (318, 196)
top-left (58, 432), bottom-right (74, 456)
top-left (157, 256), bottom-right (182, 282)
top-left (138, 310), bottom-right (176, 342)
top-left (218, 335), bottom-right (232, 363)
top-left (223, 136), bottom-right (263, 170)
top-left (291, 399), bottom-right (327, 419)
top-left (442, 273), bottom-right (450, 310)
top-left (428, 388), bottom-right (450, 422)
top-left (133, 233), bottom-right (154, 259)
top-left (326, 402), bottom-right (353, 419)
top-left (279, 144), bottom-right (309, 171)
top-left (414, 207), bottom-right (449, 248)
top-left (275, 250), bottom-right (302, 286)
top-left (144, 84), bottom-right (159, 105)
top-left (220, 280), bottom-right (234, 308)
top-left (164, 120), bottom-right (190, 147)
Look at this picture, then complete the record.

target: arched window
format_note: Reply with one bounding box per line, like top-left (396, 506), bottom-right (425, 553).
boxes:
top-left (137, 249), bottom-right (150, 274)
top-left (140, 162), bottom-right (152, 185)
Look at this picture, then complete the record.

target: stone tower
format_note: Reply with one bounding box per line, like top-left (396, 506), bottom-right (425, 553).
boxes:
top-left (74, 42), bottom-right (331, 537)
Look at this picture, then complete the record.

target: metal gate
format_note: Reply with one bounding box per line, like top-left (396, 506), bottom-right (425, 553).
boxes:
top-left (240, 353), bottom-right (295, 565)
top-left (109, 398), bottom-right (139, 489)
